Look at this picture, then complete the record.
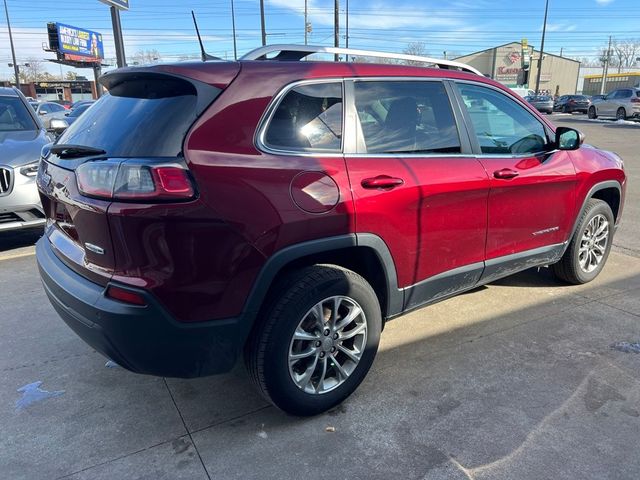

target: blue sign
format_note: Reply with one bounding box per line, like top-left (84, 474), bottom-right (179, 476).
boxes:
top-left (56, 23), bottom-right (104, 60)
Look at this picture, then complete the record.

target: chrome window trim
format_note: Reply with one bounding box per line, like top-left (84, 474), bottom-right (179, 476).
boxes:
top-left (255, 78), bottom-right (346, 157)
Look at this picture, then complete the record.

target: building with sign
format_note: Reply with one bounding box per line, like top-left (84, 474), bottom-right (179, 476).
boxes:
top-left (455, 42), bottom-right (581, 95)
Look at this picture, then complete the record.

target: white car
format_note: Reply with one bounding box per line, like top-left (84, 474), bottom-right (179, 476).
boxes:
top-left (0, 88), bottom-right (59, 231)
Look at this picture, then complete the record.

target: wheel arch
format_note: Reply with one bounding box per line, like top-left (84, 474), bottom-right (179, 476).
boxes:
top-left (568, 181), bottom-right (622, 244)
top-left (241, 234), bottom-right (403, 334)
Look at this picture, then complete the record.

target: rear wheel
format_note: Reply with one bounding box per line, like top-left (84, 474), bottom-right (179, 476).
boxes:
top-left (588, 106), bottom-right (597, 119)
top-left (246, 265), bottom-right (381, 416)
top-left (563, 105), bottom-right (570, 114)
top-left (551, 199), bottom-right (614, 284)
top-left (616, 107), bottom-right (626, 120)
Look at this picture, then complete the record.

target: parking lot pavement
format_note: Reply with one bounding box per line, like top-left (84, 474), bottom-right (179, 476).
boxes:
top-left (2, 249), bottom-right (640, 479)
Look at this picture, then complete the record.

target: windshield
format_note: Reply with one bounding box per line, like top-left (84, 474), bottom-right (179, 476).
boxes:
top-left (0, 96), bottom-right (37, 132)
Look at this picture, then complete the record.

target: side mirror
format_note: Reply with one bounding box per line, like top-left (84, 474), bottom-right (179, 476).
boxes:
top-left (49, 118), bottom-right (69, 136)
top-left (39, 110), bottom-right (48, 115)
top-left (556, 127), bottom-right (584, 151)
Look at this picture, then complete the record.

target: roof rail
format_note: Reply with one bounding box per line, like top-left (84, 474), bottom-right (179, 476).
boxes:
top-left (240, 44), bottom-right (482, 76)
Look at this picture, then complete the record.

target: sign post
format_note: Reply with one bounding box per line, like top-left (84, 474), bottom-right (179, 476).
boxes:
top-left (99, 0), bottom-right (129, 68)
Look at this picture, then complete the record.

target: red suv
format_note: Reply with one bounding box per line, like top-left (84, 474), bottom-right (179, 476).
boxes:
top-left (36, 45), bottom-right (626, 416)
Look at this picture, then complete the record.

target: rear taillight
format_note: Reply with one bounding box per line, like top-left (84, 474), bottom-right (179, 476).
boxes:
top-left (568, 99), bottom-right (576, 104)
top-left (631, 97), bottom-right (640, 104)
top-left (76, 161), bottom-right (195, 201)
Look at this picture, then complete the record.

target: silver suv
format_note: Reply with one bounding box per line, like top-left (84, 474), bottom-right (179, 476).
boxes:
top-left (0, 88), bottom-right (54, 232)
top-left (588, 88), bottom-right (640, 121)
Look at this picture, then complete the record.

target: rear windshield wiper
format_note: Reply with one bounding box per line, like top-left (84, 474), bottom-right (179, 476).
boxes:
top-left (50, 144), bottom-right (107, 159)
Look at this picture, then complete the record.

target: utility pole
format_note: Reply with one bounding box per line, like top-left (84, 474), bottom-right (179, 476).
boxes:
top-left (345, 0), bottom-right (349, 49)
top-left (560, 47), bottom-right (563, 57)
top-left (601, 35), bottom-right (612, 95)
top-left (535, 0), bottom-right (549, 94)
top-left (334, 0), bottom-right (339, 61)
top-left (3, 0), bottom-right (20, 89)
top-left (304, 0), bottom-right (308, 45)
top-left (259, 0), bottom-right (266, 46)
top-left (230, 0), bottom-right (237, 60)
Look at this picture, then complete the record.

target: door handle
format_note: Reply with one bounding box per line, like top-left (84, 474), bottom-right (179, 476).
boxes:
top-left (361, 175), bottom-right (404, 189)
top-left (493, 168), bottom-right (519, 179)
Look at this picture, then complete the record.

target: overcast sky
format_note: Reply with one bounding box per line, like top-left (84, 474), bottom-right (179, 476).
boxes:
top-left (1, 0), bottom-right (638, 80)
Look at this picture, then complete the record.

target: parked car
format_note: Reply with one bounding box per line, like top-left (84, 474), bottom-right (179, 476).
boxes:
top-left (554, 95), bottom-right (591, 113)
top-left (32, 102), bottom-right (69, 130)
top-left (509, 87), bottom-right (535, 98)
top-left (63, 102), bottom-right (94, 125)
top-left (70, 99), bottom-right (95, 110)
top-left (0, 87), bottom-right (55, 232)
top-left (52, 99), bottom-right (73, 110)
top-left (588, 88), bottom-right (640, 120)
top-left (524, 95), bottom-right (554, 114)
top-left (36, 45), bottom-right (626, 416)
top-left (590, 94), bottom-right (606, 103)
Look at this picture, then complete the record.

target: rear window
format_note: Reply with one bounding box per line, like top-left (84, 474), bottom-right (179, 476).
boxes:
top-left (57, 76), bottom-right (218, 157)
top-left (0, 96), bottom-right (37, 131)
top-left (264, 82), bottom-right (343, 153)
top-left (572, 96), bottom-right (588, 101)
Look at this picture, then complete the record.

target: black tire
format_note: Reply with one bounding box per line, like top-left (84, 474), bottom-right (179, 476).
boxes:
top-left (616, 107), bottom-right (626, 120)
top-left (551, 199), bottom-right (614, 285)
top-left (245, 265), bottom-right (382, 416)
top-left (563, 105), bottom-right (569, 114)
top-left (588, 106), bottom-right (597, 119)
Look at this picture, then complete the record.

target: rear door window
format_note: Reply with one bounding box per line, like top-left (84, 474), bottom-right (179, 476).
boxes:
top-left (458, 83), bottom-right (548, 155)
top-left (264, 82), bottom-right (343, 152)
top-left (353, 81), bottom-right (461, 154)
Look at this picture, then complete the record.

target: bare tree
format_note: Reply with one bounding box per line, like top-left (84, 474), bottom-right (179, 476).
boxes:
top-left (612, 40), bottom-right (640, 72)
top-left (18, 58), bottom-right (45, 83)
top-left (131, 49), bottom-right (162, 65)
top-left (65, 71), bottom-right (78, 81)
top-left (402, 42), bottom-right (428, 65)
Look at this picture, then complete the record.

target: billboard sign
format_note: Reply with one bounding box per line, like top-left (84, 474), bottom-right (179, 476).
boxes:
top-left (55, 23), bottom-right (104, 60)
top-left (98, 0), bottom-right (129, 9)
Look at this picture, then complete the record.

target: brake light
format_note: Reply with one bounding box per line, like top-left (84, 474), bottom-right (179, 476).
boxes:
top-left (106, 285), bottom-right (147, 306)
top-left (76, 162), bottom-right (195, 201)
top-left (568, 99), bottom-right (576, 104)
top-left (631, 97), bottom-right (640, 103)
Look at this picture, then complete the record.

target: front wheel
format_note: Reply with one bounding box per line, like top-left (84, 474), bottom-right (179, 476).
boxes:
top-left (588, 106), bottom-right (597, 119)
top-left (551, 199), bottom-right (614, 284)
top-left (246, 265), bottom-right (382, 416)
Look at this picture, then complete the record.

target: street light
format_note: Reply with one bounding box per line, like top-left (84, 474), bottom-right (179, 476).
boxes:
top-left (8, 63), bottom-right (30, 85)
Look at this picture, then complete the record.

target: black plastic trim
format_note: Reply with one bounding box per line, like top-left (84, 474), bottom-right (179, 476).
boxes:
top-left (37, 237), bottom-right (244, 378)
top-left (402, 261), bottom-right (484, 312)
top-left (481, 243), bottom-right (564, 285)
top-left (570, 181), bottom-right (622, 239)
top-left (240, 234), bottom-right (403, 321)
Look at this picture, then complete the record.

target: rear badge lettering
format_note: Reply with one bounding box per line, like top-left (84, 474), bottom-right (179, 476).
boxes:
top-left (84, 243), bottom-right (105, 255)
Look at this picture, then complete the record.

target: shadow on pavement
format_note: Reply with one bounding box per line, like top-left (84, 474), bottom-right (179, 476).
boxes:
top-left (0, 227), bottom-right (43, 254)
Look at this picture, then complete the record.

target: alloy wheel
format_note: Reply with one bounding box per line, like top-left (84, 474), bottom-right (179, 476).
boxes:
top-left (578, 214), bottom-right (609, 273)
top-left (288, 296), bottom-right (367, 394)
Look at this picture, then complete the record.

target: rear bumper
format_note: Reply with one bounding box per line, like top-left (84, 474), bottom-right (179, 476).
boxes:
top-left (36, 237), bottom-right (245, 378)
